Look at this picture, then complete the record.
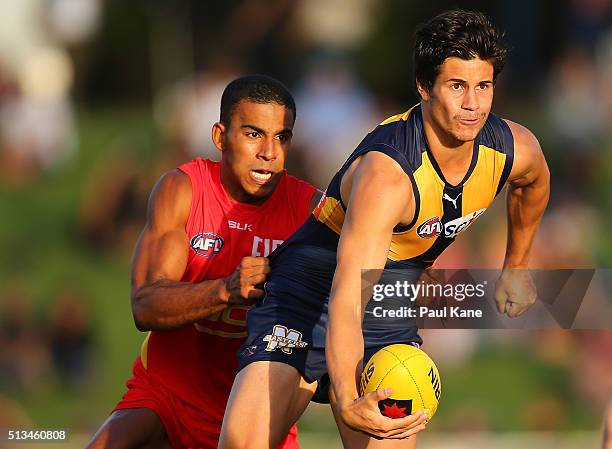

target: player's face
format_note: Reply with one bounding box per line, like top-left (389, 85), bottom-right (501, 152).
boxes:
top-left (419, 57), bottom-right (494, 145)
top-left (213, 100), bottom-right (294, 204)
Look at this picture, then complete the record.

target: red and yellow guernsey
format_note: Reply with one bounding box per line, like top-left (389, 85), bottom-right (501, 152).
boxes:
top-left (138, 158), bottom-right (314, 432)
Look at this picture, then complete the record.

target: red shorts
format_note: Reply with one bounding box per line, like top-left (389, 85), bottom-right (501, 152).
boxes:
top-left (114, 358), bottom-right (299, 449)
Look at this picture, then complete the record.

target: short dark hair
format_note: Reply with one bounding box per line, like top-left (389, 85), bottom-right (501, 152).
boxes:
top-left (414, 10), bottom-right (507, 95)
top-left (220, 75), bottom-right (296, 126)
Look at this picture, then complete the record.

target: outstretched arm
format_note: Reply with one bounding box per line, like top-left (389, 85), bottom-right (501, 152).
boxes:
top-left (327, 152), bottom-right (427, 439)
top-left (496, 120), bottom-right (550, 317)
top-left (131, 169), bottom-right (268, 331)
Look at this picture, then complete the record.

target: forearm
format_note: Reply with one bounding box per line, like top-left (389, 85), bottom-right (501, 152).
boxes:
top-left (327, 290), bottom-right (364, 407)
top-left (326, 152), bottom-right (409, 410)
top-left (132, 278), bottom-right (229, 331)
top-left (504, 175), bottom-right (549, 268)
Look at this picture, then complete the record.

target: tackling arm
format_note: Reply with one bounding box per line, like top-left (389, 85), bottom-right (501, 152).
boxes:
top-left (131, 170), bottom-right (268, 331)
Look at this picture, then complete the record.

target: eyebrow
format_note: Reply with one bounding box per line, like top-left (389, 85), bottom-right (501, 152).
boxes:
top-left (241, 124), bottom-right (293, 136)
top-left (447, 78), bottom-right (493, 84)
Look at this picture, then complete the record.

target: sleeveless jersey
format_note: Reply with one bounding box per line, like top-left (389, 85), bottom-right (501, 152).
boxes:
top-left (260, 105), bottom-right (514, 349)
top-left (139, 158), bottom-right (314, 430)
top-left (303, 103), bottom-right (514, 268)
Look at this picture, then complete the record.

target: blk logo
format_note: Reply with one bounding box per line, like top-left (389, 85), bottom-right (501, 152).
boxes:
top-left (191, 232), bottom-right (224, 258)
top-left (228, 220), bottom-right (252, 231)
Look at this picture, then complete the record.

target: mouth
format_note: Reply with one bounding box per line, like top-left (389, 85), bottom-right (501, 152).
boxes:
top-left (249, 169), bottom-right (274, 185)
top-left (457, 116), bottom-right (482, 126)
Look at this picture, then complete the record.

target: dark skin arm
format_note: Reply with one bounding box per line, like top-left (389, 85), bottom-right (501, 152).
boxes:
top-left (495, 120), bottom-right (551, 317)
top-left (131, 169), bottom-right (269, 331)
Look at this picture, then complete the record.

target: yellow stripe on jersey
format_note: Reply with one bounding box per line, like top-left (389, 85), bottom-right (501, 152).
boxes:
top-left (388, 145), bottom-right (507, 262)
top-left (462, 145), bottom-right (507, 212)
top-left (313, 127), bottom-right (509, 264)
top-left (314, 196), bottom-right (345, 235)
top-left (193, 322), bottom-right (247, 338)
top-left (389, 152), bottom-right (443, 261)
top-left (140, 331), bottom-right (151, 369)
top-left (378, 105), bottom-right (418, 126)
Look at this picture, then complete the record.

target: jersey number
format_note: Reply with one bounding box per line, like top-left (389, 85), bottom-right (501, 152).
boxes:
top-left (194, 305), bottom-right (249, 338)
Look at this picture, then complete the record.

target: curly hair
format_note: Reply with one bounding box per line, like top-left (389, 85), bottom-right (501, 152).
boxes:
top-left (414, 10), bottom-right (508, 95)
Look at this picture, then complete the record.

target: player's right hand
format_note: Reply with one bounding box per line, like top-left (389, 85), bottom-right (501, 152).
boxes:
top-left (339, 388), bottom-right (428, 439)
top-left (223, 256), bottom-right (271, 305)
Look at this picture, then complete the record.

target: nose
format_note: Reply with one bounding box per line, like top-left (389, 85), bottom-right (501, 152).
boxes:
top-left (257, 137), bottom-right (277, 161)
top-left (462, 87), bottom-right (479, 111)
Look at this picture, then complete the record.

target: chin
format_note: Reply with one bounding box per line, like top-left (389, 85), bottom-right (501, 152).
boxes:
top-left (248, 183), bottom-right (274, 200)
top-left (451, 127), bottom-right (481, 143)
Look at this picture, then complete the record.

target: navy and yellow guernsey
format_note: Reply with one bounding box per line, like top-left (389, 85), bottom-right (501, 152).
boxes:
top-left (308, 103), bottom-right (514, 268)
top-left (238, 104), bottom-right (514, 382)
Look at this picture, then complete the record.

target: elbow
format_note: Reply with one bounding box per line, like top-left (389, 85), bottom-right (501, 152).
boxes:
top-left (538, 154), bottom-right (551, 191)
top-left (131, 290), bottom-right (154, 332)
top-left (132, 304), bottom-right (150, 332)
top-left (133, 313), bottom-right (150, 332)
top-left (541, 159), bottom-right (551, 189)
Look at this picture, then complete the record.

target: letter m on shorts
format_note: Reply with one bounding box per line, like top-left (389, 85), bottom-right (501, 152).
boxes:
top-left (263, 325), bottom-right (308, 354)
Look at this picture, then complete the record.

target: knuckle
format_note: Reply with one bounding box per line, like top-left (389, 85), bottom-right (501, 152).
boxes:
top-left (379, 423), bottom-right (392, 433)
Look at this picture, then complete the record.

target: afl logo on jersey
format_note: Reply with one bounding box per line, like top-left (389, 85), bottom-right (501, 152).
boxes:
top-left (191, 232), bottom-right (224, 258)
top-left (417, 217), bottom-right (442, 239)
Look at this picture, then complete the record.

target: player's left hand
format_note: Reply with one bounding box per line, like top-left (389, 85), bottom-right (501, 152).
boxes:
top-left (494, 269), bottom-right (537, 317)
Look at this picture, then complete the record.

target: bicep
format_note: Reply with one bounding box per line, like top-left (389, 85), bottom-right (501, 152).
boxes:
top-left (331, 154), bottom-right (411, 317)
top-left (338, 153), bottom-right (412, 269)
top-left (131, 225), bottom-right (189, 291)
top-left (131, 170), bottom-right (191, 293)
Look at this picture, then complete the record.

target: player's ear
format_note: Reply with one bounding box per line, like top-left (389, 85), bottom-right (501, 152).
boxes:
top-left (212, 122), bottom-right (226, 153)
top-left (416, 80), bottom-right (430, 102)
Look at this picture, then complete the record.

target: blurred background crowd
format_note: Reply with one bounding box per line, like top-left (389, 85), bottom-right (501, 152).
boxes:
top-left (0, 0), bottom-right (611, 447)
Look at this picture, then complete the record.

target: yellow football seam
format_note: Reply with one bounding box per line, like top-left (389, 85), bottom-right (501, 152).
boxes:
top-left (400, 359), bottom-right (426, 412)
top-left (376, 347), bottom-right (408, 392)
top-left (375, 365), bottom-right (399, 393)
top-left (378, 347), bottom-right (426, 411)
top-left (380, 346), bottom-right (422, 365)
top-left (379, 348), bottom-right (425, 409)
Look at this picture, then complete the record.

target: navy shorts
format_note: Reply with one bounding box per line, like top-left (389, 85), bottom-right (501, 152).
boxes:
top-left (236, 244), bottom-right (423, 404)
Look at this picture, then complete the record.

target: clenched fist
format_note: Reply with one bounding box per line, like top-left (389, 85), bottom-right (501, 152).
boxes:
top-left (223, 257), bottom-right (271, 305)
top-left (495, 268), bottom-right (537, 317)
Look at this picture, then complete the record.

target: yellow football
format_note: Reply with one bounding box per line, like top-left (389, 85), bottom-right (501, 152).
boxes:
top-left (360, 344), bottom-right (441, 419)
